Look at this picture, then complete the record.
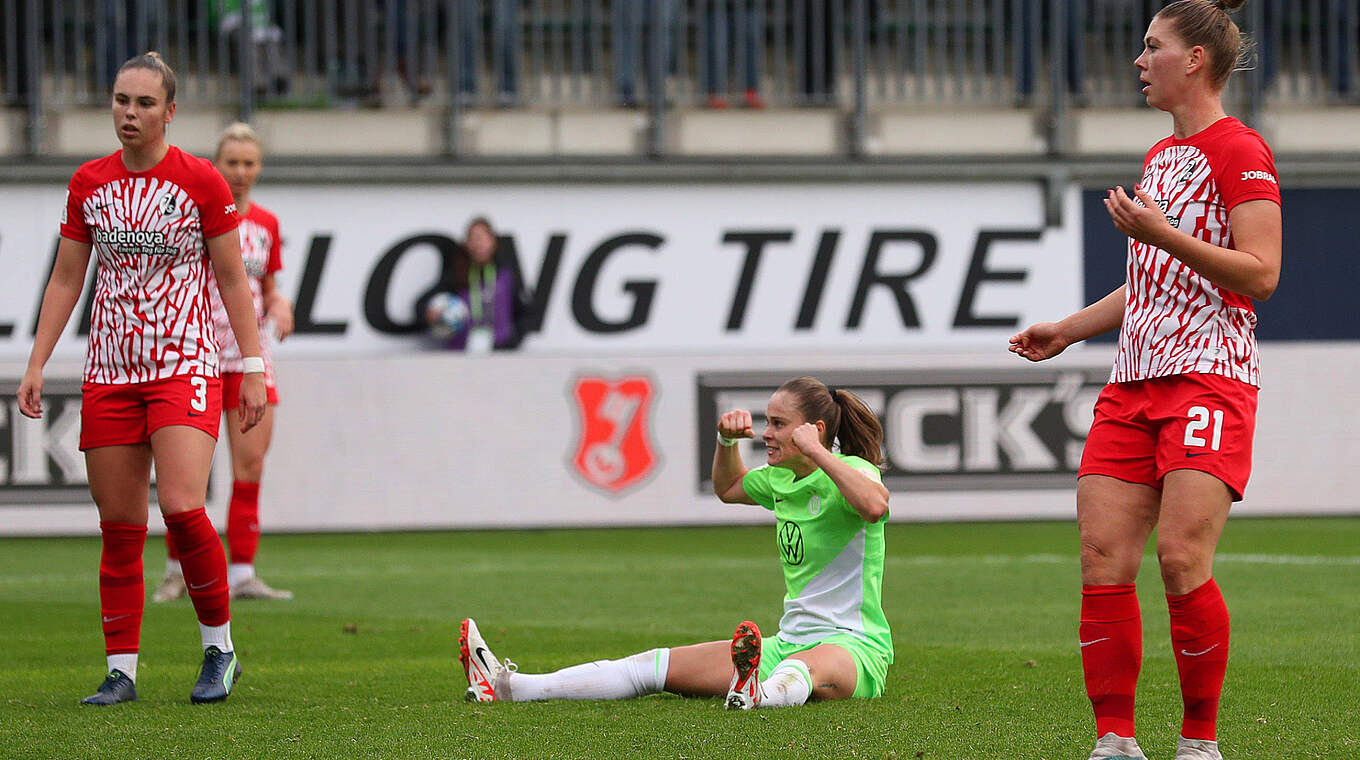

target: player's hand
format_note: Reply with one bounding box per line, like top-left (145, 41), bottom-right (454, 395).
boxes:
top-left (717, 409), bottom-right (755, 441)
top-left (266, 296), bottom-right (294, 341)
top-left (238, 373), bottom-right (267, 433)
top-left (1105, 186), bottom-right (1175, 249)
top-left (16, 367), bottom-right (44, 418)
top-left (1009, 322), bottom-right (1071, 362)
top-left (790, 422), bottom-right (826, 456)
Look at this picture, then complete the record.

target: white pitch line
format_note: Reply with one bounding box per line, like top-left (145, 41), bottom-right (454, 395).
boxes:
top-left (1, 553), bottom-right (1358, 587)
top-left (1216, 552), bottom-right (1360, 566)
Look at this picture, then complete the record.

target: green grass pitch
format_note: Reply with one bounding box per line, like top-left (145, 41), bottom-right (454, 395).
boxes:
top-left (2, 518), bottom-right (1357, 759)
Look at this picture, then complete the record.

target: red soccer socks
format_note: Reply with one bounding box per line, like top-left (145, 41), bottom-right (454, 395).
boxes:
top-left (1081, 584), bottom-right (1142, 738)
top-left (225, 480), bottom-right (261, 566)
top-left (98, 521), bottom-right (148, 655)
top-left (1167, 578), bottom-right (1230, 741)
top-left (163, 507), bottom-right (230, 626)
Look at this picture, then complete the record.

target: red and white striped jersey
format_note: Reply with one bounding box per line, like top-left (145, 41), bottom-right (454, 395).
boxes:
top-left (209, 203), bottom-right (282, 378)
top-left (60, 146), bottom-right (240, 384)
top-left (1112, 117), bottom-right (1281, 388)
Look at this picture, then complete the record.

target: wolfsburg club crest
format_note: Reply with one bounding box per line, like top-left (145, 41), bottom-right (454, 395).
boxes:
top-left (571, 376), bottom-right (657, 494)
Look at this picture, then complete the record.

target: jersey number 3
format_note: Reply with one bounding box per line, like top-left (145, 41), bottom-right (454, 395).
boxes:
top-left (190, 376), bottom-right (208, 413)
top-left (1183, 405), bottom-right (1223, 451)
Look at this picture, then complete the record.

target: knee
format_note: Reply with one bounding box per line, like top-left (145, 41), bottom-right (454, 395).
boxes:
top-left (155, 480), bottom-right (208, 515)
top-left (1156, 542), bottom-right (1209, 588)
top-left (1080, 538), bottom-right (1135, 583)
top-left (233, 458), bottom-right (265, 482)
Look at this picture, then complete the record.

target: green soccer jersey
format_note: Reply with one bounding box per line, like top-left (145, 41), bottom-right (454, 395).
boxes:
top-left (741, 455), bottom-right (893, 662)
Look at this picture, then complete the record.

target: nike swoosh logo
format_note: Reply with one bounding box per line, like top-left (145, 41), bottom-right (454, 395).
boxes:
top-left (102, 614), bottom-right (129, 623)
top-left (188, 579), bottom-right (219, 590)
top-left (474, 646), bottom-right (494, 673)
top-left (1180, 643), bottom-right (1221, 657)
top-left (1185, 451), bottom-right (1209, 457)
top-left (1079, 637), bottom-right (1111, 648)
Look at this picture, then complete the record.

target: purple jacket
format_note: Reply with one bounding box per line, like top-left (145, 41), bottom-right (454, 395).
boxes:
top-left (443, 265), bottom-right (520, 351)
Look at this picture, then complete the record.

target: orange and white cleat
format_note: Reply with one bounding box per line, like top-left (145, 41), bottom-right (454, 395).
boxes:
top-left (724, 620), bottom-right (763, 710)
top-left (459, 618), bottom-right (506, 702)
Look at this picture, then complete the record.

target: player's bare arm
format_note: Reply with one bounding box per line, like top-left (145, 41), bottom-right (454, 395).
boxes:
top-left (712, 409), bottom-right (757, 504)
top-left (207, 229), bottom-right (267, 431)
top-left (1107, 187), bottom-right (1281, 300)
top-left (791, 423), bottom-right (888, 523)
top-left (18, 237), bottom-right (93, 418)
top-left (1010, 285), bottom-right (1125, 362)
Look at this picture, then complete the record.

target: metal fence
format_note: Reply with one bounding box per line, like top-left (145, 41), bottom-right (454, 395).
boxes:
top-left (3, 0), bottom-right (1358, 154)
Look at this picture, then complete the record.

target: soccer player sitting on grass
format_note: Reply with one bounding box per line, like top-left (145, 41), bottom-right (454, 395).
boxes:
top-left (461, 376), bottom-right (892, 708)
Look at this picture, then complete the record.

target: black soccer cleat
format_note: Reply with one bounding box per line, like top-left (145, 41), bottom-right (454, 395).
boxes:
top-left (81, 669), bottom-right (138, 705)
top-left (189, 646), bottom-right (242, 704)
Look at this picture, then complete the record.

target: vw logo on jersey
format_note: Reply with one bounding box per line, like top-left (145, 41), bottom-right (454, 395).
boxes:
top-left (779, 521), bottom-right (804, 566)
top-left (806, 494), bottom-right (821, 517)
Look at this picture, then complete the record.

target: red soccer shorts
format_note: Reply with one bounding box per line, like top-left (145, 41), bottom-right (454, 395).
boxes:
top-left (80, 375), bottom-right (223, 450)
top-left (220, 371), bottom-right (279, 411)
top-left (1079, 373), bottom-right (1257, 500)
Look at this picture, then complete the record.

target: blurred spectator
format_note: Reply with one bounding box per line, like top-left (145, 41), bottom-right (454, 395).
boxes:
top-left (387, 0), bottom-right (432, 100)
top-left (1325, 0), bottom-right (1357, 100)
top-left (425, 217), bottom-right (525, 353)
top-left (457, 0), bottom-right (520, 105)
top-left (800, 0), bottom-right (836, 104)
top-left (704, 0), bottom-right (764, 109)
top-left (2, 0), bottom-right (34, 110)
top-left (99, 1), bottom-right (141, 88)
top-left (613, 0), bottom-right (675, 108)
top-left (213, 0), bottom-right (292, 97)
top-left (326, 0), bottom-right (437, 105)
top-left (1015, 0), bottom-right (1083, 105)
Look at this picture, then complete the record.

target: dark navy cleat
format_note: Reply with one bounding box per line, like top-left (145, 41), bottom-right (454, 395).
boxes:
top-left (189, 646), bottom-right (242, 704)
top-left (81, 669), bottom-right (138, 705)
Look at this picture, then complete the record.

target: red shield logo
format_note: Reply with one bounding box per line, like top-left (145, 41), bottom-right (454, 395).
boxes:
top-left (571, 376), bottom-right (658, 494)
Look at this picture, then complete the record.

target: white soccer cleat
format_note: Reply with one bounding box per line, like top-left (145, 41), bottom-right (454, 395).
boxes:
top-left (230, 575), bottom-right (294, 601)
top-left (1088, 732), bottom-right (1148, 760)
top-left (459, 618), bottom-right (504, 702)
top-left (152, 567), bottom-right (186, 603)
top-left (724, 620), bottom-right (763, 710)
top-left (1175, 737), bottom-right (1223, 760)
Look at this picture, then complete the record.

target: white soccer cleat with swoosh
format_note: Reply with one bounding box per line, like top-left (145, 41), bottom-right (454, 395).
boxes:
top-left (460, 618), bottom-right (510, 702)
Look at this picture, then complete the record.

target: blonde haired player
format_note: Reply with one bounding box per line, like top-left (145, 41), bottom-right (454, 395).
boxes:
top-left (17, 53), bottom-right (265, 705)
top-left (1010, 2), bottom-right (1280, 758)
top-left (460, 377), bottom-right (892, 709)
top-left (154, 122), bottom-right (294, 603)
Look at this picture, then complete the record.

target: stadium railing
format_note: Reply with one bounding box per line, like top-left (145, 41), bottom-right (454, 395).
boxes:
top-left (1, 0), bottom-right (1357, 157)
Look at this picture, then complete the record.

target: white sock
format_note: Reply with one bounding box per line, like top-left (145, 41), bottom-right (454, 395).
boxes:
top-left (200, 622), bottom-right (234, 653)
top-left (505, 648), bottom-right (670, 702)
top-left (758, 659), bottom-right (813, 708)
top-left (227, 563), bottom-right (255, 588)
top-left (164, 559), bottom-right (182, 577)
top-left (107, 653), bottom-right (138, 682)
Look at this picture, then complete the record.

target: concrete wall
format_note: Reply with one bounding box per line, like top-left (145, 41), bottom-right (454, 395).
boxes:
top-left (11, 105), bottom-right (1360, 160)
